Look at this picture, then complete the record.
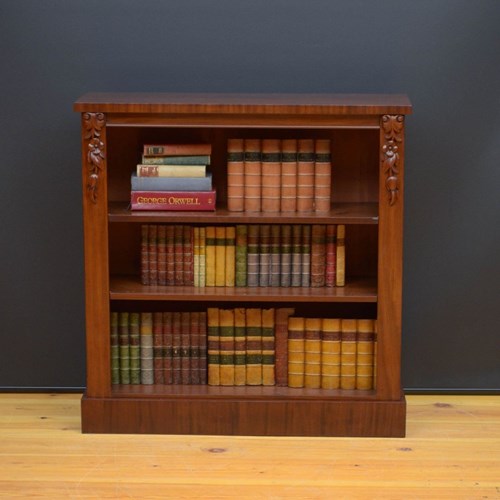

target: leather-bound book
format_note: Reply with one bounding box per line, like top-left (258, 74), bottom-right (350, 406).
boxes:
top-left (166, 225), bottom-right (175, 286)
top-left (235, 225), bottom-right (248, 287)
top-left (140, 225), bottom-right (149, 285)
top-left (183, 225), bottom-right (194, 286)
top-left (373, 320), bottom-right (378, 389)
top-left (287, 316), bottom-right (305, 388)
top-left (261, 139), bottom-right (281, 212)
top-left (274, 308), bottom-right (295, 386)
top-left (280, 139), bottom-right (298, 212)
top-left (207, 308), bottom-right (220, 385)
top-left (172, 312), bottom-right (182, 384)
top-left (174, 225), bottom-right (184, 286)
top-left (297, 139), bottom-right (315, 212)
top-left (245, 308), bottom-right (263, 385)
top-left (246, 225), bottom-right (260, 287)
top-left (219, 309), bottom-right (235, 386)
top-left (314, 139), bottom-right (332, 212)
top-left (340, 319), bottom-right (357, 390)
top-left (262, 308), bottom-right (276, 386)
top-left (215, 226), bottom-right (226, 287)
top-left (157, 225), bottom-right (167, 286)
top-left (119, 312), bottom-right (131, 385)
top-left (153, 312), bottom-right (164, 384)
top-left (198, 227), bottom-right (206, 287)
top-left (301, 224), bottom-right (311, 287)
top-left (190, 312), bottom-right (201, 384)
top-left (162, 312), bottom-right (173, 384)
top-left (356, 319), bottom-right (375, 390)
top-left (321, 318), bottom-right (341, 389)
top-left (325, 225), bottom-right (337, 287)
top-left (291, 224), bottom-right (302, 287)
top-left (227, 138), bottom-right (245, 212)
top-left (193, 227), bottom-right (200, 287)
top-left (129, 312), bottom-right (141, 385)
top-left (110, 312), bottom-right (120, 385)
top-left (280, 225), bottom-right (292, 287)
top-left (311, 225), bottom-right (326, 288)
top-left (199, 312), bottom-right (208, 384)
top-left (139, 312), bottom-right (154, 385)
top-left (234, 308), bottom-right (247, 385)
top-left (336, 225), bottom-right (346, 287)
top-left (304, 318), bottom-right (322, 388)
top-left (181, 312), bottom-right (191, 384)
top-left (225, 226), bottom-right (236, 287)
top-left (259, 224), bottom-right (271, 287)
top-left (205, 227), bottom-right (216, 286)
top-left (244, 139), bottom-right (262, 212)
top-left (148, 225), bottom-right (158, 285)
top-left (270, 225), bottom-right (281, 287)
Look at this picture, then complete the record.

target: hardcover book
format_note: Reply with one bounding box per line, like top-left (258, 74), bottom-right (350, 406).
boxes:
top-left (280, 139), bottom-right (298, 212)
top-left (207, 308), bottom-right (220, 385)
top-left (137, 164), bottom-right (207, 178)
top-left (131, 173), bottom-right (212, 192)
top-left (261, 139), bottom-right (281, 212)
top-left (304, 318), bottom-right (322, 389)
top-left (297, 139), bottom-right (315, 212)
top-left (356, 319), bottom-right (375, 390)
top-left (234, 308), bottom-right (247, 385)
top-left (245, 308), bottom-right (263, 385)
top-left (287, 316), bottom-right (305, 388)
top-left (313, 139), bottom-right (332, 212)
top-left (340, 319), bottom-right (357, 390)
top-left (244, 139), bottom-right (262, 212)
top-left (219, 309), bottom-right (235, 386)
top-left (131, 190), bottom-right (216, 211)
top-left (143, 144), bottom-right (212, 156)
top-left (320, 318), bottom-right (341, 389)
top-left (140, 312), bottom-right (154, 385)
top-left (129, 312), bottom-right (141, 385)
top-left (262, 308), bottom-right (276, 386)
top-left (227, 139), bottom-right (245, 212)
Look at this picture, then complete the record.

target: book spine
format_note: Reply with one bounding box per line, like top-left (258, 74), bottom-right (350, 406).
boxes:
top-left (129, 312), bottom-right (141, 385)
top-left (174, 225), bottom-right (184, 285)
top-left (137, 165), bottom-right (206, 177)
top-left (193, 227), bottom-right (200, 287)
top-left (227, 139), bottom-right (245, 212)
top-left (291, 224), bottom-right (302, 287)
top-left (311, 225), bottom-right (326, 288)
top-left (314, 139), bottom-right (332, 212)
top-left (247, 224), bottom-right (260, 287)
top-left (301, 224), bottom-right (311, 287)
top-left (270, 225), bottom-right (281, 287)
top-left (373, 320), bottom-right (378, 390)
top-left (130, 190), bottom-right (216, 211)
top-left (280, 225), bottom-right (292, 287)
top-left (148, 225), bottom-right (158, 286)
top-left (140, 225), bottom-right (149, 285)
top-left (321, 318), bottom-right (341, 389)
top-left (141, 155), bottom-right (210, 166)
top-left (235, 225), bottom-right (248, 287)
top-left (199, 227), bottom-right (206, 287)
top-left (234, 308), bottom-right (247, 386)
top-left (163, 312), bottom-right (173, 384)
top-left (119, 312), bottom-right (130, 385)
top-left (259, 224), bottom-right (271, 287)
top-left (110, 312), bottom-right (120, 385)
top-left (190, 312), bottom-right (201, 384)
top-left (219, 309), bottom-right (235, 386)
top-left (153, 312), bottom-right (164, 384)
top-left (340, 319), bottom-right (357, 390)
top-left (143, 144), bottom-right (212, 156)
top-left (262, 308), bottom-right (276, 386)
top-left (287, 316), bottom-right (305, 388)
top-left (280, 139), bottom-right (298, 212)
top-left (225, 226), bottom-right (236, 287)
top-left (183, 225), bottom-right (194, 286)
top-left (199, 312), bottom-right (208, 384)
top-left (261, 139), bottom-right (281, 212)
top-left (325, 224), bottom-right (337, 287)
top-left (246, 308), bottom-right (262, 385)
top-left (131, 173), bottom-right (212, 192)
top-left (140, 312), bottom-right (154, 385)
top-left (205, 227), bottom-right (216, 286)
top-left (274, 308), bottom-right (295, 386)
top-left (157, 225), bottom-right (167, 286)
top-left (166, 225), bottom-right (175, 285)
top-left (215, 226), bottom-right (226, 287)
top-left (304, 318), bottom-right (322, 388)
top-left (244, 139), bottom-right (261, 212)
top-left (207, 308), bottom-right (220, 385)
top-left (356, 319), bottom-right (375, 390)
top-left (172, 312), bottom-right (182, 384)
top-left (181, 312), bottom-right (191, 384)
top-left (297, 139), bottom-right (315, 212)
top-left (336, 225), bottom-right (346, 287)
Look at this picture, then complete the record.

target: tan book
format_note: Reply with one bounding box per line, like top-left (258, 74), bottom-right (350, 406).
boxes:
top-left (245, 308), bottom-right (262, 385)
top-left (227, 138), bottom-right (245, 212)
top-left (297, 139), bottom-right (315, 212)
top-left (287, 316), bottom-right (305, 388)
top-left (356, 319), bottom-right (375, 390)
top-left (207, 308), bottom-right (220, 385)
top-left (262, 308), bottom-right (276, 386)
top-left (261, 139), bottom-right (281, 212)
top-left (321, 318), bottom-right (341, 389)
top-left (244, 139), bottom-right (261, 212)
top-left (336, 225), bottom-right (346, 287)
top-left (373, 320), bottom-right (378, 390)
top-left (219, 309), bottom-right (235, 386)
top-left (234, 308), bottom-right (247, 386)
top-left (137, 164), bottom-right (206, 177)
top-left (313, 139), bottom-right (332, 212)
top-left (225, 226), bottom-right (236, 287)
top-left (215, 226), bottom-right (226, 287)
top-left (340, 319), bottom-right (357, 390)
top-left (280, 139), bottom-right (298, 212)
top-left (304, 318), bottom-right (322, 388)
top-left (205, 227), bottom-right (216, 286)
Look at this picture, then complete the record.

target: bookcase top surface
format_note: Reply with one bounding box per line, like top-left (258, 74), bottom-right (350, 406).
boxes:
top-left (74, 92), bottom-right (412, 115)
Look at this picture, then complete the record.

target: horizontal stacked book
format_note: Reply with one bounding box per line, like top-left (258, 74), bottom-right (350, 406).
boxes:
top-left (111, 310), bottom-right (207, 385)
top-left (227, 138), bottom-right (332, 213)
top-left (131, 144), bottom-right (216, 211)
top-left (140, 223), bottom-right (345, 287)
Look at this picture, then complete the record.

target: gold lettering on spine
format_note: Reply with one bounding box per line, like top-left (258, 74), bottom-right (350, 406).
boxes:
top-left (381, 114), bottom-right (403, 206)
top-left (83, 112), bottom-right (106, 204)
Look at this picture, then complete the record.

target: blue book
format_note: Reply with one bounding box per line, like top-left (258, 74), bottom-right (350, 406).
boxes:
top-left (131, 173), bottom-right (212, 192)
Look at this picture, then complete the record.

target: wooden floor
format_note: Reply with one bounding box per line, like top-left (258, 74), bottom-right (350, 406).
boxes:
top-left (0, 394), bottom-right (498, 499)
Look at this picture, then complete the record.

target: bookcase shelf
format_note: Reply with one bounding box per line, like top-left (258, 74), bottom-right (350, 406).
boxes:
top-left (75, 92), bottom-right (411, 437)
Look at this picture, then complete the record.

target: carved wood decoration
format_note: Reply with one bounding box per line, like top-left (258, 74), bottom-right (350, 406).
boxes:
top-left (381, 115), bottom-right (404, 206)
top-left (83, 112), bottom-right (106, 203)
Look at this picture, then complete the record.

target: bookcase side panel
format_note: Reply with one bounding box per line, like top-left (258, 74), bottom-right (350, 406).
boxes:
top-left (81, 112), bottom-right (111, 398)
top-left (376, 115), bottom-right (405, 400)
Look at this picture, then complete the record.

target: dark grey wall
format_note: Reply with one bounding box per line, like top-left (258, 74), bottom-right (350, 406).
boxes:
top-left (1, 0), bottom-right (499, 391)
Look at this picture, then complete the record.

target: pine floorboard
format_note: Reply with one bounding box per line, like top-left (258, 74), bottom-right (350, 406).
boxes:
top-left (0, 393), bottom-right (498, 499)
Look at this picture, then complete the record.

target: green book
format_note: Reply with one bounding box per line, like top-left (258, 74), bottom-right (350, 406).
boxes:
top-left (129, 313), bottom-right (141, 385)
top-left (235, 225), bottom-right (248, 287)
top-left (110, 312), bottom-right (120, 385)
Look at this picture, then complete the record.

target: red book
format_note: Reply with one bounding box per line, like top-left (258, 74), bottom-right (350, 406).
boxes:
top-left (143, 143), bottom-right (212, 156)
top-left (131, 191), bottom-right (216, 211)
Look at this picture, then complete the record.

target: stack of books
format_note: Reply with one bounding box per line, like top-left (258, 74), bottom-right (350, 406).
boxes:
top-left (130, 144), bottom-right (216, 211)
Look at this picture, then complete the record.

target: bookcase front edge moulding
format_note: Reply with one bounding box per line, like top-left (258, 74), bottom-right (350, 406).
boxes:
top-left (75, 93), bottom-right (412, 437)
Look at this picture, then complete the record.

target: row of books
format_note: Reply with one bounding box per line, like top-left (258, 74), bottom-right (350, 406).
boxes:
top-left (111, 308), bottom-right (376, 391)
top-left (141, 223), bottom-right (345, 287)
top-left (131, 144), bottom-right (216, 211)
top-left (111, 311), bottom-right (207, 386)
top-left (227, 138), bottom-right (332, 213)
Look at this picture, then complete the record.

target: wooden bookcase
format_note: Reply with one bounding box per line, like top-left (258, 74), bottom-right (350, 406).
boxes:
top-left (74, 93), bottom-right (412, 437)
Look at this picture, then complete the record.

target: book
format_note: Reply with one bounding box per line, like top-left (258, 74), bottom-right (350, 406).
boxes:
top-left (199, 312), bottom-right (208, 384)
top-left (143, 144), bottom-right (212, 156)
top-left (172, 312), bottom-right (182, 384)
top-left (340, 319), bottom-right (357, 390)
top-left (261, 139), bottom-right (281, 212)
top-left (325, 225), bottom-right (337, 287)
top-left (234, 308), bottom-right (247, 385)
top-left (163, 312), bottom-right (173, 384)
top-left (140, 312), bottom-right (154, 385)
top-left (311, 225), bottom-right (326, 288)
top-left (157, 225), bottom-right (167, 286)
top-left (297, 139), bottom-right (315, 212)
top-left (320, 318), bottom-right (341, 389)
top-left (246, 308), bottom-right (263, 385)
top-left (336, 225), bottom-right (346, 286)
top-left (314, 139), bottom-right (332, 212)
top-left (198, 227), bottom-right (206, 287)
top-left (137, 164), bottom-right (207, 178)
top-left (131, 173), bottom-right (212, 192)
top-left (373, 320), bottom-right (378, 390)
top-left (181, 312), bottom-right (191, 384)
top-left (287, 316), bottom-right (305, 388)
top-left (304, 318), bottom-right (322, 388)
top-left (166, 225), bottom-right (175, 285)
top-left (141, 155), bottom-right (211, 165)
top-left (291, 224), bottom-right (302, 287)
top-left (274, 308), bottom-right (295, 386)
top-left (280, 225), bottom-right (292, 287)
top-left (183, 226), bottom-right (194, 286)
top-left (246, 225), bottom-right (260, 287)
top-left (244, 139), bottom-right (261, 212)
top-left (205, 227), bottom-right (216, 286)
top-left (140, 225), bottom-right (149, 285)
top-left (131, 190), bottom-right (216, 211)
top-left (258, 225), bottom-right (271, 287)
top-left (227, 139), bottom-right (245, 212)
top-left (207, 308), bottom-right (220, 385)
top-left (280, 139), bottom-right (298, 212)
top-left (215, 226), bottom-right (226, 287)
top-left (301, 224), bottom-right (311, 287)
top-left (235, 225), bottom-right (248, 287)
top-left (270, 225), bottom-right (281, 287)
top-left (129, 312), bottom-right (141, 385)
top-left (219, 309), bottom-right (235, 386)
top-left (148, 225), bottom-right (158, 285)
top-left (356, 319), bottom-right (375, 390)
top-left (225, 226), bottom-right (236, 287)
top-left (153, 312), bottom-right (164, 384)
top-left (174, 225), bottom-right (184, 286)
top-left (193, 227), bottom-right (200, 287)
top-left (190, 312), bottom-right (201, 384)
top-left (110, 312), bottom-right (120, 385)
top-left (262, 308), bottom-right (276, 386)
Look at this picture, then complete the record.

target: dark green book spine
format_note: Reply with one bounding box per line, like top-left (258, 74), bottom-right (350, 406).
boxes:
top-left (129, 312), bottom-right (141, 385)
top-left (110, 312), bottom-right (120, 385)
top-left (235, 225), bottom-right (248, 287)
top-left (118, 312), bottom-right (130, 385)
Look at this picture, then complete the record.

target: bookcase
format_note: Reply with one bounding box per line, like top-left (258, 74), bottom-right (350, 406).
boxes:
top-left (74, 93), bottom-right (412, 437)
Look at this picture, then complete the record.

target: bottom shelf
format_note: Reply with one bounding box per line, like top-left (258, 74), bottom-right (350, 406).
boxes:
top-left (81, 391), bottom-right (406, 437)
